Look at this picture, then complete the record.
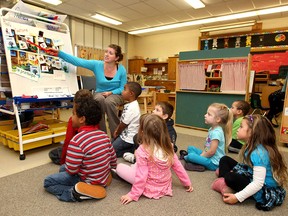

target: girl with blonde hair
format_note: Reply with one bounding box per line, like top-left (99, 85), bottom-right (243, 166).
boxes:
top-left (116, 113), bottom-right (193, 205)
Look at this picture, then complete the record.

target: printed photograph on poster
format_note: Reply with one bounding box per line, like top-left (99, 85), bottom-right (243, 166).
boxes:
top-left (41, 65), bottom-right (49, 72)
top-left (4, 27), bottom-right (12, 36)
top-left (60, 59), bottom-right (69, 73)
top-left (28, 53), bottom-right (38, 63)
top-left (45, 38), bottom-right (52, 45)
top-left (30, 66), bottom-right (40, 77)
top-left (19, 41), bottom-right (28, 49)
top-left (5, 36), bottom-right (17, 48)
top-left (45, 56), bottom-right (52, 65)
top-left (52, 59), bottom-right (61, 69)
top-left (39, 42), bottom-right (47, 49)
top-left (19, 51), bottom-right (26, 59)
top-left (38, 55), bottom-right (45, 64)
top-left (25, 35), bottom-right (34, 43)
top-left (10, 50), bottom-right (17, 57)
top-left (37, 36), bottom-right (44, 43)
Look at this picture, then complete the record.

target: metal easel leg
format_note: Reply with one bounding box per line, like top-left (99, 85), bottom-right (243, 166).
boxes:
top-left (13, 103), bottom-right (25, 160)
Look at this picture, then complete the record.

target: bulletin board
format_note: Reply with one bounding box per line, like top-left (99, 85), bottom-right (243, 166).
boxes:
top-left (200, 30), bottom-right (288, 50)
top-left (0, 8), bottom-right (78, 98)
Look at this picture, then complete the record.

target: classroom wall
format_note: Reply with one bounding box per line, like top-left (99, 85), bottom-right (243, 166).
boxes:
top-left (69, 17), bottom-right (128, 54)
top-left (130, 17), bottom-right (288, 60)
top-left (131, 29), bottom-right (200, 61)
top-left (127, 34), bottom-right (137, 59)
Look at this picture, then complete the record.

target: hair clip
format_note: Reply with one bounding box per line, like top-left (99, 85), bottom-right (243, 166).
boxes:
top-left (249, 115), bottom-right (254, 123)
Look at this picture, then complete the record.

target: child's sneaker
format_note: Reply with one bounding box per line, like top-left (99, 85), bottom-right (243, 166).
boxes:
top-left (184, 162), bottom-right (205, 172)
top-left (123, 152), bottom-right (135, 164)
top-left (72, 182), bottom-right (106, 201)
top-left (179, 150), bottom-right (188, 160)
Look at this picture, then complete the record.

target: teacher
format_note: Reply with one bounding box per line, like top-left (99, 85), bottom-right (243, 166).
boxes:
top-left (47, 44), bottom-right (127, 135)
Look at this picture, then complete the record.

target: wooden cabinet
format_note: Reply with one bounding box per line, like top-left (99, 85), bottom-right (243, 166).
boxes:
top-left (128, 57), bottom-right (177, 91)
top-left (253, 71), bottom-right (269, 93)
top-left (128, 57), bottom-right (178, 79)
top-left (168, 57), bottom-right (178, 80)
top-left (128, 59), bottom-right (145, 74)
top-left (156, 92), bottom-right (176, 107)
top-left (143, 62), bottom-right (168, 75)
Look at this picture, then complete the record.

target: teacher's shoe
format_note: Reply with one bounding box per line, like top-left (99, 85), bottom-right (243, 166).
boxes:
top-left (72, 182), bottom-right (106, 201)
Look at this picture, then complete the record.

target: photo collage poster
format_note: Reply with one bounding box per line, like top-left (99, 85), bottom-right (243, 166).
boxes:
top-left (0, 21), bottom-right (68, 82)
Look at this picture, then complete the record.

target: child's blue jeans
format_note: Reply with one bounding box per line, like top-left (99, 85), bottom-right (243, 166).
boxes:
top-left (44, 165), bottom-right (81, 202)
top-left (184, 146), bottom-right (218, 170)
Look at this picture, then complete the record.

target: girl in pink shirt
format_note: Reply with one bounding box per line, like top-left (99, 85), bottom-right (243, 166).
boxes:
top-left (116, 113), bottom-right (193, 205)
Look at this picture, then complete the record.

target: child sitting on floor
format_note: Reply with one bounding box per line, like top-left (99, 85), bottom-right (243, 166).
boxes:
top-left (48, 89), bottom-right (95, 165)
top-left (180, 103), bottom-right (233, 172)
top-left (123, 101), bottom-right (178, 163)
top-left (116, 113), bottom-right (193, 205)
top-left (44, 94), bottom-right (117, 202)
top-left (212, 114), bottom-right (288, 211)
top-left (112, 82), bottom-right (142, 157)
top-left (228, 100), bottom-right (251, 153)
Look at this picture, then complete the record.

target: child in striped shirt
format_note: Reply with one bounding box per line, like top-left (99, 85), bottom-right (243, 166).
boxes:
top-left (44, 94), bottom-right (117, 202)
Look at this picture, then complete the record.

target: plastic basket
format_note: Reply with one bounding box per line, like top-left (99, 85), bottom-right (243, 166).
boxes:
top-left (4, 129), bottom-right (53, 151)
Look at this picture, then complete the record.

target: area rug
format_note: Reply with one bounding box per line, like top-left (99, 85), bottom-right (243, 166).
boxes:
top-left (0, 133), bottom-right (287, 216)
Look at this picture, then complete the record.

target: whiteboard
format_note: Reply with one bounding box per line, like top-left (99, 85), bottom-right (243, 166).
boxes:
top-left (0, 11), bottom-right (78, 98)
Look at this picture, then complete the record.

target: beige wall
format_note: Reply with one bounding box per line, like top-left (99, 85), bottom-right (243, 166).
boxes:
top-left (127, 34), bottom-right (136, 59)
top-left (131, 29), bottom-right (200, 61)
top-left (128, 17), bottom-right (288, 61)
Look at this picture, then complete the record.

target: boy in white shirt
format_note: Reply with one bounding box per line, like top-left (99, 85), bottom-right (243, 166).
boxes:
top-left (112, 82), bottom-right (142, 157)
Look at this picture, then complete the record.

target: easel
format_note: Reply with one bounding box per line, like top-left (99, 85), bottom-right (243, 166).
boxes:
top-left (0, 8), bottom-right (78, 160)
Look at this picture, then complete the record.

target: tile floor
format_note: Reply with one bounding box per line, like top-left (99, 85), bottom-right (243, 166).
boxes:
top-left (0, 108), bottom-right (287, 178)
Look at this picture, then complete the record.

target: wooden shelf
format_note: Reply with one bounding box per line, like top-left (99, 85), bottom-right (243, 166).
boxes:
top-left (143, 62), bottom-right (167, 65)
top-left (206, 77), bottom-right (221, 81)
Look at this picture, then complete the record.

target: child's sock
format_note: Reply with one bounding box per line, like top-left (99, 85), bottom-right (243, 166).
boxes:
top-left (211, 177), bottom-right (234, 195)
top-left (215, 168), bottom-right (219, 177)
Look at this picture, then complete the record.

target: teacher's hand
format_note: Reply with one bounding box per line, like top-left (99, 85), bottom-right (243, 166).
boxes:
top-left (46, 48), bottom-right (59, 56)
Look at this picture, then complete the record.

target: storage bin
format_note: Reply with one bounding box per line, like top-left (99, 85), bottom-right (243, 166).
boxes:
top-left (51, 126), bottom-right (67, 143)
top-left (4, 129), bottom-right (53, 151)
top-left (0, 123), bottom-right (15, 146)
top-left (42, 119), bottom-right (67, 127)
top-left (43, 119), bottom-right (67, 143)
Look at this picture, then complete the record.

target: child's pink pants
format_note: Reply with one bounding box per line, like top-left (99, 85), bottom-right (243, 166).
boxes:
top-left (116, 163), bottom-right (136, 184)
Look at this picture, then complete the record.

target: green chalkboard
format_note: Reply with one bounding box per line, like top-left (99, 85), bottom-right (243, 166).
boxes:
top-left (175, 91), bottom-right (245, 129)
